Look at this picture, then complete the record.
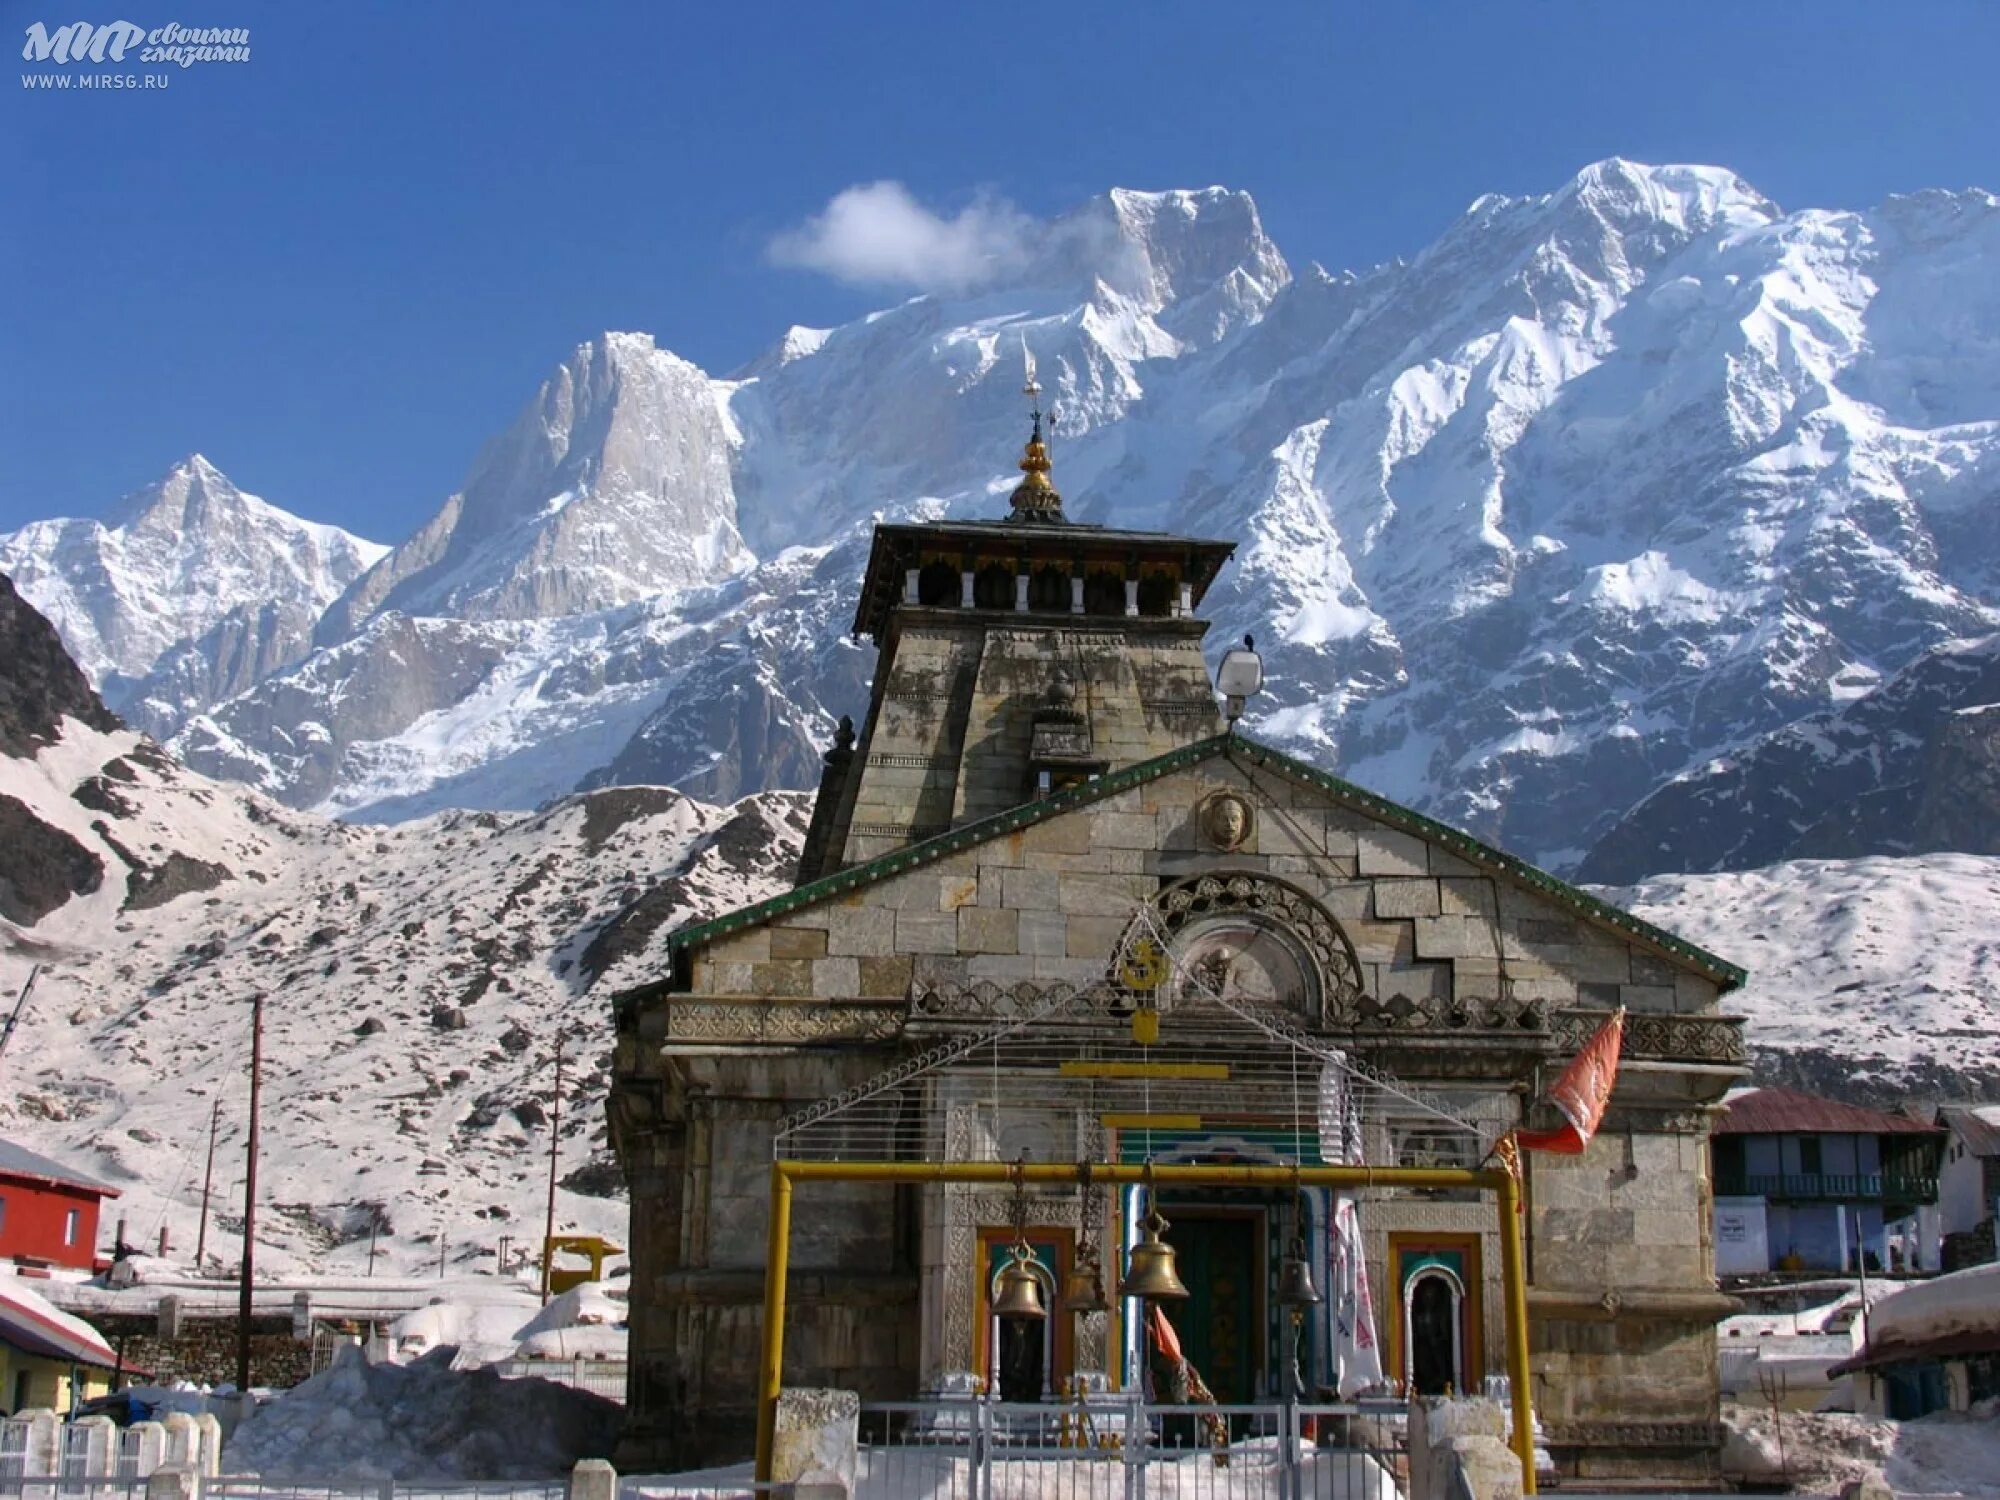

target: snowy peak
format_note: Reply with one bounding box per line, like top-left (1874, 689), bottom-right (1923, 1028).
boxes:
top-left (0, 457), bottom-right (386, 709)
top-left (322, 332), bottom-right (753, 633)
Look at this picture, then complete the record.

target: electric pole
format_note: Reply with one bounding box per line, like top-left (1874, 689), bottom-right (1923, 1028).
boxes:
top-left (541, 1031), bottom-right (566, 1303)
top-left (0, 964), bottom-right (40, 1070)
top-left (195, 1099), bottom-right (221, 1273)
top-left (235, 992), bottom-right (264, 1393)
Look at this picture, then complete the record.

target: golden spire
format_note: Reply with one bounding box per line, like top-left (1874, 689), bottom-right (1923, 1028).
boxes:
top-left (1008, 339), bottom-right (1063, 520)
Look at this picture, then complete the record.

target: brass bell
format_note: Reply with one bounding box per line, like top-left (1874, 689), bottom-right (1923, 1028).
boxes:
top-left (993, 1242), bottom-right (1049, 1321)
top-left (1276, 1238), bottom-right (1322, 1309)
top-left (1118, 1209), bottom-right (1190, 1301)
top-left (1063, 1253), bottom-right (1109, 1315)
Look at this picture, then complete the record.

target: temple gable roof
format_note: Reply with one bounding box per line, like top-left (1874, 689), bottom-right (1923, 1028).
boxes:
top-left (629, 732), bottom-right (1744, 1010)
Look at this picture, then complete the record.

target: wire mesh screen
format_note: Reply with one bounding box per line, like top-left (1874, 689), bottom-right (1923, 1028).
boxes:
top-left (774, 908), bottom-right (1513, 1168)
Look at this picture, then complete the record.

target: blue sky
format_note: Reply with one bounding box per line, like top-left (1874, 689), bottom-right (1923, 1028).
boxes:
top-left (6, 0), bottom-right (1997, 541)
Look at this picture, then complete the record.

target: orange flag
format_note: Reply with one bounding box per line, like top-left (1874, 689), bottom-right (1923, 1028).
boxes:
top-left (1516, 1007), bottom-right (1625, 1154)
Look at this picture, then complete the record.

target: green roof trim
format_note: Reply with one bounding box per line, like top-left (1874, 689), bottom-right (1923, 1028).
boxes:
top-left (652, 731), bottom-right (1746, 993)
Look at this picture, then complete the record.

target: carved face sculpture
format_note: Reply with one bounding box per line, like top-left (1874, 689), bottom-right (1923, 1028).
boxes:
top-left (1200, 792), bottom-right (1252, 851)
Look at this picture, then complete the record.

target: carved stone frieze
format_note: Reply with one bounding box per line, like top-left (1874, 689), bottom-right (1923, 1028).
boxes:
top-left (1540, 1420), bottom-right (1724, 1451)
top-left (666, 1001), bottom-right (903, 1045)
top-left (1552, 1009), bottom-right (1746, 1065)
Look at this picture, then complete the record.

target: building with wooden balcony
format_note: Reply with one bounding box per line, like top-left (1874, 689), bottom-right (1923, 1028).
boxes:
top-left (1711, 1088), bottom-right (1944, 1277)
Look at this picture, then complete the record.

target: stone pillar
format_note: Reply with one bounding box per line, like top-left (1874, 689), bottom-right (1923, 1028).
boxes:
top-left (11, 1410), bottom-right (59, 1476)
top-left (1177, 582), bottom-right (1192, 617)
top-left (567, 1458), bottom-right (616, 1500)
top-left (159, 1415), bottom-right (200, 1472)
top-left (1123, 579), bottom-right (1139, 616)
top-left (124, 1421), bottom-right (168, 1478)
top-left (770, 1389), bottom-right (859, 1500)
top-left (193, 1413), bottom-right (225, 1474)
top-left (292, 1291), bottom-right (314, 1341)
top-left (904, 568), bottom-right (920, 604)
top-left (144, 1465), bottom-right (197, 1500)
top-left (1069, 576), bottom-right (1084, 614)
top-left (959, 571), bottom-right (974, 608)
top-left (66, 1416), bottom-right (117, 1475)
top-left (1015, 574), bottom-right (1029, 611)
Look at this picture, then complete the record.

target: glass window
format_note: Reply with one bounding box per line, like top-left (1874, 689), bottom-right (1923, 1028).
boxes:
top-left (63, 1208), bottom-right (80, 1245)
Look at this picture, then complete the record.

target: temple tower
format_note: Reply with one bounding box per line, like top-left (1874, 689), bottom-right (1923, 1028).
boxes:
top-left (796, 399), bottom-right (1236, 882)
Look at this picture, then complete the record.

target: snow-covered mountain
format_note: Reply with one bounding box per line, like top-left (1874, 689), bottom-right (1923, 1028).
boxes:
top-left (0, 456), bottom-right (386, 737)
top-left (1580, 633), bottom-right (2000, 883)
top-left (14, 166), bottom-right (2000, 871)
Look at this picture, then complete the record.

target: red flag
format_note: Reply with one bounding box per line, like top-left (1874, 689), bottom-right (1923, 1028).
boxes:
top-left (1516, 1007), bottom-right (1625, 1154)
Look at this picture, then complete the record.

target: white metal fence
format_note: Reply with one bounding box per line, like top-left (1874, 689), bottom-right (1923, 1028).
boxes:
top-left (856, 1399), bottom-right (1406, 1500)
top-left (488, 1360), bottom-right (628, 1404)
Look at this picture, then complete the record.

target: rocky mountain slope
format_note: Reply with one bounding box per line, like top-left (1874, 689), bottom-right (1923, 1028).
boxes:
top-left (0, 575), bottom-right (804, 1276)
top-left (1581, 633), bottom-right (2000, 882)
top-left (0, 456), bottom-right (386, 738)
top-left (1604, 854), bottom-right (2000, 1104)
top-left (8, 166), bottom-right (2000, 875)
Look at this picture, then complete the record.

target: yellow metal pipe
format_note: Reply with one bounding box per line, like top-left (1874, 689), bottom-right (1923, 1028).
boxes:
top-left (753, 1162), bottom-right (794, 1484)
top-left (1496, 1167), bottom-right (1537, 1495)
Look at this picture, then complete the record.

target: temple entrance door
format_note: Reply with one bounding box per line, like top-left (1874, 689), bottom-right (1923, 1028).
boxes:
top-left (1387, 1234), bottom-right (1482, 1399)
top-left (1406, 1271), bottom-right (1462, 1396)
top-left (1154, 1210), bottom-right (1261, 1404)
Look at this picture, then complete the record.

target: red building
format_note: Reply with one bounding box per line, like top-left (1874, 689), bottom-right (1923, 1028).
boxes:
top-left (0, 1140), bottom-right (119, 1272)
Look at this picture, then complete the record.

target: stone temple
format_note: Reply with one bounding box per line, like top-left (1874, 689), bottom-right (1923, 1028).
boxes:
top-left (610, 411), bottom-right (1750, 1483)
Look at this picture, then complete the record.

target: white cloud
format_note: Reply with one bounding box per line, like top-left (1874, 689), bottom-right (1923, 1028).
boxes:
top-left (766, 182), bottom-right (1038, 293)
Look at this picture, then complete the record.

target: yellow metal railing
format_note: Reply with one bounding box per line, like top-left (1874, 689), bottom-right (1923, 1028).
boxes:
top-left (753, 1158), bottom-right (1537, 1494)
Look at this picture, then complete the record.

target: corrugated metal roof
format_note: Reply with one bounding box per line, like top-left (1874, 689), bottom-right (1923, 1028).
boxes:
top-left (1716, 1087), bottom-right (1939, 1137)
top-left (1936, 1105), bottom-right (2000, 1157)
top-left (0, 1138), bottom-right (119, 1196)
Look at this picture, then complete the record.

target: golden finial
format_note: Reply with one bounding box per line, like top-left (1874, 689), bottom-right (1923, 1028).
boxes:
top-left (1009, 337), bottom-right (1063, 520)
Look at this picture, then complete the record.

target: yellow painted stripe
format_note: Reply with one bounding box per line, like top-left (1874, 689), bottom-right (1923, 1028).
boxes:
top-left (1060, 1061), bottom-right (1230, 1080)
top-left (1101, 1113), bottom-right (1203, 1130)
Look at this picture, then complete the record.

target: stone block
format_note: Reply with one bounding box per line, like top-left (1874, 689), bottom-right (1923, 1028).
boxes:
top-left (1034, 957), bottom-right (1106, 984)
top-left (1438, 878), bottom-right (1498, 917)
top-left (704, 960), bottom-right (755, 994)
top-left (1067, 914), bottom-right (1128, 958)
top-left (1619, 983), bottom-right (1677, 1012)
top-left (1675, 971), bottom-right (1719, 1013)
top-left (828, 906), bottom-right (897, 957)
top-left (811, 958), bottom-right (861, 997)
top-left (940, 874), bottom-right (979, 910)
top-left (710, 927), bottom-right (770, 962)
top-left (1427, 846), bottom-right (1482, 879)
top-left (752, 960), bottom-right (813, 998)
top-left (1569, 938), bottom-right (1633, 984)
top-left (1414, 916), bottom-right (1499, 960)
top-left (1018, 910), bottom-right (1067, 956)
top-left (1058, 873), bottom-right (1149, 917)
top-left (771, 1388), bottom-right (860, 1499)
top-left (1318, 882), bottom-right (1373, 920)
top-left (1022, 818), bottom-right (1093, 855)
top-left (1374, 879), bottom-right (1442, 918)
top-left (857, 955), bottom-right (913, 998)
top-left (1346, 919), bottom-right (1415, 963)
top-left (771, 926), bottom-right (829, 960)
top-left (1357, 828), bottom-right (1429, 876)
top-left (1093, 812), bottom-right (1158, 849)
top-left (1002, 867), bottom-right (1060, 910)
top-left (895, 912), bottom-right (958, 954)
top-left (968, 954), bottom-right (1039, 980)
top-left (1629, 952), bottom-right (1679, 986)
top-left (958, 906), bottom-right (1019, 954)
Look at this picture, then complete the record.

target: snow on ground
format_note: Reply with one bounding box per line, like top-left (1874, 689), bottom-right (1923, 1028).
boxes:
top-left (0, 716), bottom-right (805, 1280)
top-left (1725, 1400), bottom-right (2000, 1499)
top-left (223, 1344), bottom-right (620, 1480)
top-left (1592, 852), bottom-right (2000, 1093)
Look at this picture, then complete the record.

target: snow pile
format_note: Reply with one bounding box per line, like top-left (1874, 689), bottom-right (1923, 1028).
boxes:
top-left (1723, 1401), bottom-right (2000, 1499)
top-left (514, 1282), bottom-right (626, 1360)
top-left (223, 1344), bottom-right (619, 1480)
top-left (389, 1289), bottom-right (545, 1364)
top-left (1851, 1263), bottom-right (2000, 1366)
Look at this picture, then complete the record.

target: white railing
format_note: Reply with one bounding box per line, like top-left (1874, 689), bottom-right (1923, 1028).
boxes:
top-left (488, 1360), bottom-right (628, 1404)
top-left (857, 1398), bottom-right (1407, 1500)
